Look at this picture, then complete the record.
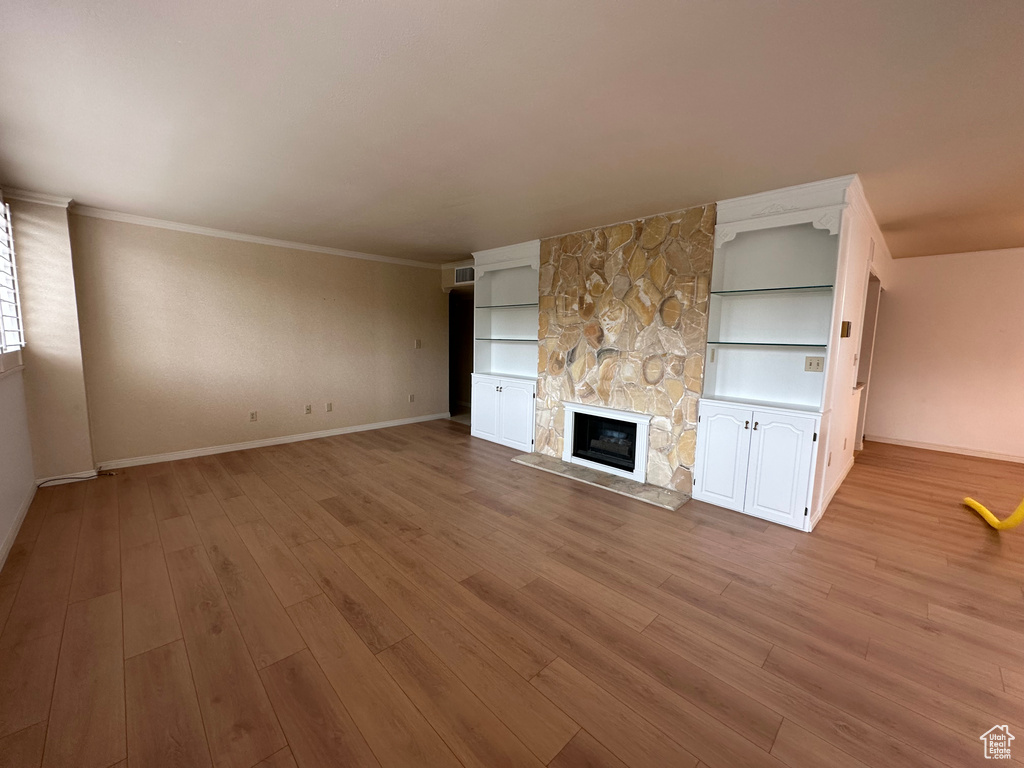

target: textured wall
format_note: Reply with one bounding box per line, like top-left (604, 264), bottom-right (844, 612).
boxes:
top-left (70, 214), bottom-right (449, 463)
top-left (535, 204), bottom-right (715, 491)
top-left (10, 200), bottom-right (96, 479)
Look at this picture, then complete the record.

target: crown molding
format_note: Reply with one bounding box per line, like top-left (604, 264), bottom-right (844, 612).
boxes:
top-left (2, 188), bottom-right (73, 208)
top-left (70, 205), bottom-right (442, 269)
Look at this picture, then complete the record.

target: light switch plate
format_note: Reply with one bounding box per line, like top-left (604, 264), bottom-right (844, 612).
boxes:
top-left (805, 356), bottom-right (825, 372)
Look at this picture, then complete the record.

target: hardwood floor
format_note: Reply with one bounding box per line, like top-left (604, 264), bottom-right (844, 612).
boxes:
top-left (1, 419), bottom-right (1022, 768)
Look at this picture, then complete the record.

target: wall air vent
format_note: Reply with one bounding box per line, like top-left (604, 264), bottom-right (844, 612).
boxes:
top-left (454, 266), bottom-right (475, 284)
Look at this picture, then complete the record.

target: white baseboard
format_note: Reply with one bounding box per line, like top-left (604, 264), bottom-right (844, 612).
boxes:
top-left (0, 484), bottom-right (36, 571)
top-left (35, 470), bottom-right (100, 486)
top-left (97, 412), bottom-right (450, 470)
top-left (811, 455), bottom-right (856, 531)
top-left (864, 435), bottom-right (1024, 464)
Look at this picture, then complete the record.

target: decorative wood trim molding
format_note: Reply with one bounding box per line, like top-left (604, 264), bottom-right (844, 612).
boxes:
top-left (3, 188), bottom-right (73, 208)
top-left (714, 204), bottom-right (846, 247)
top-left (472, 240), bottom-right (541, 274)
top-left (716, 174), bottom-right (856, 224)
top-left (750, 202), bottom-right (803, 217)
top-left (96, 412), bottom-right (451, 470)
top-left (474, 257), bottom-right (540, 277)
top-left (70, 206), bottom-right (442, 269)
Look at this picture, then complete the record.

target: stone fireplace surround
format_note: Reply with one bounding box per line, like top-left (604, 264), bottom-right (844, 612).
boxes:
top-left (535, 203), bottom-right (715, 493)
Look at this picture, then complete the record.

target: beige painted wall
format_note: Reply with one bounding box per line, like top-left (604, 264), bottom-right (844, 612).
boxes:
top-left (70, 215), bottom-right (448, 464)
top-left (10, 200), bottom-right (96, 479)
top-left (865, 247), bottom-right (1024, 461)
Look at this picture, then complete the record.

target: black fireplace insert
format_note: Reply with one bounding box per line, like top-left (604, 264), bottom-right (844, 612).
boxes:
top-left (571, 412), bottom-right (637, 472)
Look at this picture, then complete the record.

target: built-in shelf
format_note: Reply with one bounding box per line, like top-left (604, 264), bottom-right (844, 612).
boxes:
top-left (476, 337), bottom-right (537, 343)
top-left (706, 341), bottom-right (827, 347)
top-left (476, 303), bottom-right (540, 309)
top-left (710, 285), bottom-right (833, 296)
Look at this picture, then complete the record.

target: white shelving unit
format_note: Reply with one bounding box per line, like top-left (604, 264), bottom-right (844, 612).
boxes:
top-left (704, 223), bottom-right (838, 411)
top-left (470, 241), bottom-right (540, 451)
top-left (694, 176), bottom-right (888, 531)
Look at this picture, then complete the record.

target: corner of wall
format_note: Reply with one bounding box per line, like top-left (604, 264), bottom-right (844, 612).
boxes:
top-left (9, 199), bottom-right (97, 479)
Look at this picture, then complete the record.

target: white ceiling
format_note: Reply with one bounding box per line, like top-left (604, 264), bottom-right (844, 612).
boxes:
top-left (1, 0), bottom-right (1021, 262)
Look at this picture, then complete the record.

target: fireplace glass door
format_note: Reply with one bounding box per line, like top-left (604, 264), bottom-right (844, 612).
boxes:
top-left (571, 413), bottom-right (637, 472)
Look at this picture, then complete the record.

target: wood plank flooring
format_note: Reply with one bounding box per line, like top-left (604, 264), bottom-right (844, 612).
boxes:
top-left (1, 420), bottom-right (1022, 768)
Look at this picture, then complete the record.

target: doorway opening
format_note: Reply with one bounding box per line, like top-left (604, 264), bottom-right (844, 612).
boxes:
top-left (855, 272), bottom-right (882, 450)
top-left (449, 286), bottom-right (474, 425)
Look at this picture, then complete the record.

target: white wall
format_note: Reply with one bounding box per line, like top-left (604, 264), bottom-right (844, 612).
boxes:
top-left (0, 363), bottom-right (36, 569)
top-left (866, 247), bottom-right (1024, 462)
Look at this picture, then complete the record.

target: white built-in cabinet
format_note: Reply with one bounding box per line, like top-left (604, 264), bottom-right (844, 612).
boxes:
top-left (469, 241), bottom-right (540, 451)
top-left (471, 373), bottom-right (536, 452)
top-left (694, 175), bottom-right (889, 530)
top-left (695, 401), bottom-right (819, 528)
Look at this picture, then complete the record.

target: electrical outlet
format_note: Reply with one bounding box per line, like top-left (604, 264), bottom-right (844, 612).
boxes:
top-left (249, 411), bottom-right (258, 422)
top-left (304, 404), bottom-right (312, 415)
top-left (414, 339), bottom-right (422, 349)
top-left (408, 394), bottom-right (415, 403)
top-left (326, 402), bottom-right (333, 412)
top-left (804, 356), bottom-right (825, 372)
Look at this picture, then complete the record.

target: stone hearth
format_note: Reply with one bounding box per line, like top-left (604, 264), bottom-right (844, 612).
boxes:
top-left (511, 452), bottom-right (688, 510)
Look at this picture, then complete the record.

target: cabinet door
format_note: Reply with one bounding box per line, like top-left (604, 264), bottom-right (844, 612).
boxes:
top-left (470, 376), bottom-right (500, 442)
top-left (693, 402), bottom-right (752, 512)
top-left (497, 379), bottom-right (535, 452)
top-left (744, 411), bottom-right (816, 527)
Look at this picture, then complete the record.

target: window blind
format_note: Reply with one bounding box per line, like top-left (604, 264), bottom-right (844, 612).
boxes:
top-left (0, 203), bottom-right (26, 352)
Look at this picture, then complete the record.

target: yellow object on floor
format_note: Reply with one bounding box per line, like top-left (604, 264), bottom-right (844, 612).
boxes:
top-left (963, 496), bottom-right (1024, 530)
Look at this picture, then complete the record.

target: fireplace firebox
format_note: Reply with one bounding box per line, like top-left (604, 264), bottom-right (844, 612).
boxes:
top-left (571, 413), bottom-right (637, 472)
top-left (561, 402), bottom-right (652, 483)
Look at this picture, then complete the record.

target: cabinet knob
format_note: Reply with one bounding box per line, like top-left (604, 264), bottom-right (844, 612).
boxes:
top-left (744, 420), bottom-right (750, 429)
top-left (753, 421), bottom-right (759, 430)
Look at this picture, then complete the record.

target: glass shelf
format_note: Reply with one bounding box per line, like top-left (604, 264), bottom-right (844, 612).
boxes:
top-left (710, 285), bottom-right (834, 296)
top-left (706, 341), bottom-right (828, 347)
top-left (475, 303), bottom-right (540, 309)
top-left (475, 338), bottom-right (537, 343)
